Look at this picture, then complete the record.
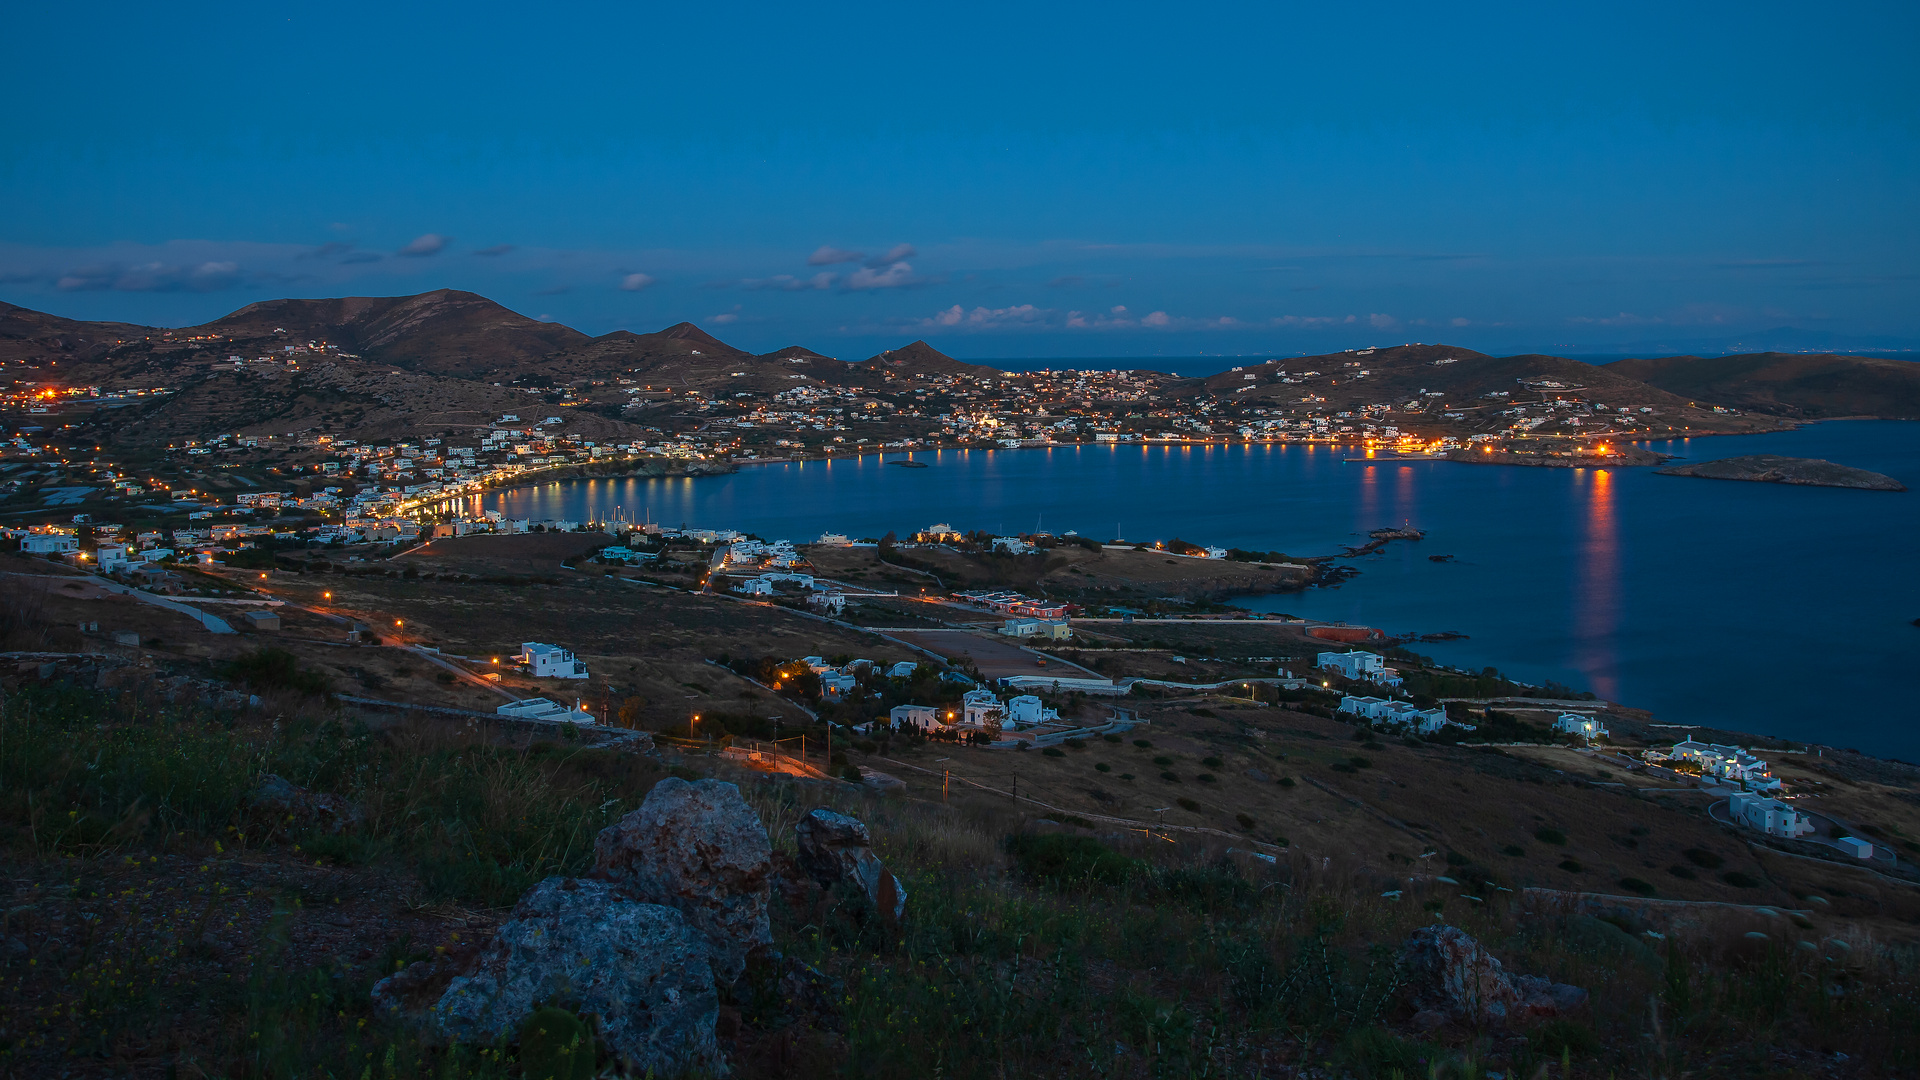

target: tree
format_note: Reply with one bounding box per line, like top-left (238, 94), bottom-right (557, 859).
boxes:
top-left (618, 696), bottom-right (647, 728)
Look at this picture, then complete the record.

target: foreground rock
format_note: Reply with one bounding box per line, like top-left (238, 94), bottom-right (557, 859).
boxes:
top-left (1655, 454), bottom-right (1905, 491)
top-left (376, 877), bottom-right (722, 1076)
top-left (593, 777), bottom-right (772, 983)
top-left (1401, 925), bottom-right (1587, 1026)
top-left (248, 774), bottom-right (361, 832)
top-left (795, 808), bottom-right (907, 921)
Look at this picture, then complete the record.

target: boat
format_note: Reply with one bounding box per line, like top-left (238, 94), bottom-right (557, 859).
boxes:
top-left (887, 459), bottom-right (930, 468)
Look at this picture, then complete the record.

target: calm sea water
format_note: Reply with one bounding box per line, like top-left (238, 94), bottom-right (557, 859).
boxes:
top-left (477, 422), bottom-right (1920, 759)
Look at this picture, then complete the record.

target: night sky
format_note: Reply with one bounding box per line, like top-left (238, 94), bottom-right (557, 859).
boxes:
top-left (4, 1), bottom-right (1915, 357)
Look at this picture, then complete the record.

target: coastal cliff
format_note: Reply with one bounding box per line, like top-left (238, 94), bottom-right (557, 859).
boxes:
top-left (1655, 454), bottom-right (1905, 491)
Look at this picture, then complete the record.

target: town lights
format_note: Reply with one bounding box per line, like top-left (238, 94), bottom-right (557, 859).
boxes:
top-left (394, 619), bottom-right (403, 628)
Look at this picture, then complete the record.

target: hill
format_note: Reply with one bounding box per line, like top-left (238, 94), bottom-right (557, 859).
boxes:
top-left (1607, 352), bottom-right (1920, 419)
top-left (858, 339), bottom-right (1004, 379)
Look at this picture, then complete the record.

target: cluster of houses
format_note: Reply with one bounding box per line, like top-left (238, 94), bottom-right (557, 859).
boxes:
top-left (954, 590), bottom-right (1071, 619)
top-left (1653, 739), bottom-right (1783, 793)
top-left (883, 688), bottom-right (1058, 734)
top-left (1337, 694), bottom-right (1458, 735)
top-left (724, 538), bottom-right (809, 570)
top-left (797, 656), bottom-right (922, 702)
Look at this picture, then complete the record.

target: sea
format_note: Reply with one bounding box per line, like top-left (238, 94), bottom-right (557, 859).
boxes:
top-left (473, 421), bottom-right (1920, 760)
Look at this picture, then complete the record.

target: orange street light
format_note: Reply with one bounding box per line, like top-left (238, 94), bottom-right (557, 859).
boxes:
top-left (323, 592), bottom-right (331, 600)
top-left (394, 619), bottom-right (404, 628)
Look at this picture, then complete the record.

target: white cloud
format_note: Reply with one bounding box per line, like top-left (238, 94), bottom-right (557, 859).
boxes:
top-left (56, 260), bottom-right (241, 292)
top-left (1270, 315), bottom-right (1344, 327)
top-left (1450, 316), bottom-right (1471, 327)
top-left (620, 273), bottom-right (656, 291)
top-left (398, 234), bottom-right (449, 257)
top-left (742, 272), bottom-right (835, 291)
top-left (808, 245), bottom-right (865, 266)
top-left (712, 312), bottom-right (739, 324)
top-left (1142, 311), bottom-right (1171, 327)
top-left (921, 303), bottom-right (1047, 329)
top-left (846, 261), bottom-right (919, 290)
top-left (1368, 313), bottom-right (1399, 330)
top-left (865, 243), bottom-right (916, 267)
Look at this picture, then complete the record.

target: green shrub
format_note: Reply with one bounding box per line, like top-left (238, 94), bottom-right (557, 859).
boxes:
top-left (1133, 739), bottom-right (1152, 748)
top-left (1278, 776), bottom-right (1296, 788)
top-left (1620, 877), bottom-right (1657, 896)
top-left (1530, 1018), bottom-right (1599, 1059)
top-left (1684, 847), bottom-right (1725, 869)
top-left (1722, 870), bottom-right (1761, 888)
top-left (1176, 797), bottom-right (1199, 812)
top-left (222, 648), bottom-right (331, 697)
top-left (1004, 833), bottom-right (1144, 886)
top-left (518, 1006), bottom-right (596, 1080)
top-left (1160, 771), bottom-right (1180, 782)
top-left (1536, 827), bottom-right (1568, 845)
top-left (1196, 773), bottom-right (1216, 783)
top-left (1502, 844), bottom-right (1526, 857)
top-left (1202, 756), bottom-right (1225, 769)
top-left (1152, 755), bottom-right (1173, 766)
top-left (1235, 813), bottom-right (1255, 830)
top-left (1668, 865), bottom-right (1697, 880)
top-left (1102, 734), bottom-right (1122, 743)
top-left (1094, 762), bottom-right (1111, 772)
top-left (1041, 747), bottom-right (1065, 758)
top-left (1559, 859), bottom-right (1584, 872)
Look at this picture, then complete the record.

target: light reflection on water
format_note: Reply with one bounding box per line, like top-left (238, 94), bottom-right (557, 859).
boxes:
top-left (467, 423), bottom-right (1918, 757)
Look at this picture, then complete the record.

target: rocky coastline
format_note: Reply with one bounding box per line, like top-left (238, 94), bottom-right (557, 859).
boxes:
top-left (1654, 454), bottom-right (1905, 491)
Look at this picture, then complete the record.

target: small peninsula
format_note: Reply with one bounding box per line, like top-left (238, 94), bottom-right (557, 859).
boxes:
top-left (1655, 454), bottom-right (1906, 491)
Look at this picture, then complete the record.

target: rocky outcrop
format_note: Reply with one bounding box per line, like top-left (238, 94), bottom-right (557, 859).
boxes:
top-left (1401, 925), bottom-right (1586, 1026)
top-left (592, 777), bottom-right (772, 983)
top-left (378, 877), bottom-right (722, 1077)
top-left (1655, 454), bottom-right (1905, 491)
top-left (795, 808), bottom-right (907, 921)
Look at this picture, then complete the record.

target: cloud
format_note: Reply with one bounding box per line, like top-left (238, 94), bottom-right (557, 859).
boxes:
top-left (846, 261), bottom-right (919, 290)
top-left (298, 242), bottom-right (352, 260)
top-left (1368, 313), bottom-right (1399, 329)
top-left (712, 312), bottom-right (740, 325)
top-left (533, 284), bottom-right (572, 296)
top-left (1141, 311), bottom-right (1171, 327)
top-left (1270, 315), bottom-right (1344, 327)
top-left (865, 243), bottom-right (915, 268)
top-left (471, 244), bottom-right (515, 257)
top-left (741, 272), bottom-right (836, 291)
top-left (619, 273), bottom-right (656, 291)
top-left (55, 260), bottom-right (241, 293)
top-left (340, 251), bottom-right (383, 264)
top-left (925, 303), bottom-right (1046, 328)
top-left (1450, 317), bottom-right (1471, 327)
top-left (1046, 275), bottom-right (1084, 288)
top-left (1569, 312), bottom-right (1660, 326)
top-left (808, 245), bottom-right (865, 266)
top-left (398, 234), bottom-right (449, 257)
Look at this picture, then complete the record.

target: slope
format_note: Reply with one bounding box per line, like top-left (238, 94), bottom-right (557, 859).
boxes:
top-left (1607, 352), bottom-right (1920, 419)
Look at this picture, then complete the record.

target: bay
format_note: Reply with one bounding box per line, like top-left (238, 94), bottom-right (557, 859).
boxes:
top-left (475, 421), bottom-right (1920, 759)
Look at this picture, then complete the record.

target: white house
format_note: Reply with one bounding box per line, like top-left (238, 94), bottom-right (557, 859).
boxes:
top-left (95, 545), bottom-right (132, 572)
top-left (807, 591), bottom-right (846, 615)
top-left (21, 534), bottom-right (78, 554)
top-left (889, 704), bottom-right (938, 729)
top-left (1835, 836), bottom-right (1874, 859)
top-left (820, 671), bottom-right (857, 699)
top-left (1728, 791), bottom-right (1814, 838)
top-left (1000, 617), bottom-right (1072, 640)
top-left (887, 661), bottom-right (920, 678)
top-left (1004, 695), bottom-right (1058, 729)
top-left (961, 688), bottom-right (1004, 728)
top-left (1316, 650), bottom-right (1401, 686)
top-left (737, 578), bottom-right (775, 596)
top-left (991, 536), bottom-right (1034, 555)
top-left (1554, 713), bottom-right (1610, 743)
top-left (518, 642), bottom-right (588, 679)
top-left (1669, 740), bottom-right (1780, 792)
top-left (801, 656), bottom-right (832, 673)
top-left (816, 532), bottom-right (853, 546)
top-left (1340, 695), bottom-right (1449, 735)
top-left (495, 698), bottom-right (595, 725)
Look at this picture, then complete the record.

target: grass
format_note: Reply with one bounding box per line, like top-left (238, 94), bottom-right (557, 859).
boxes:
top-left (5, 681), bottom-right (1920, 1078)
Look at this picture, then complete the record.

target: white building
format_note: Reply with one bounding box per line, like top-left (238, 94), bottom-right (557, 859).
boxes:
top-left (889, 704), bottom-right (938, 729)
top-left (1316, 650), bottom-right (1402, 686)
top-left (1339, 695), bottom-right (1451, 735)
top-left (21, 534), bottom-right (78, 554)
top-left (816, 532), bottom-right (853, 546)
top-left (737, 578), bottom-right (774, 596)
top-left (518, 642), bottom-right (588, 679)
top-left (1000, 617), bottom-right (1072, 640)
top-left (991, 536), bottom-right (1034, 554)
top-left (1554, 713), bottom-right (1610, 743)
top-left (1004, 695), bottom-right (1058, 729)
top-left (1668, 740), bottom-right (1780, 792)
top-left (887, 661), bottom-right (920, 678)
top-left (820, 671), bottom-right (857, 699)
top-left (95, 545), bottom-right (132, 572)
top-left (961, 688), bottom-right (1004, 728)
top-left (808, 591), bottom-right (846, 615)
top-left (495, 698), bottom-right (595, 725)
top-left (1728, 791), bottom-right (1814, 838)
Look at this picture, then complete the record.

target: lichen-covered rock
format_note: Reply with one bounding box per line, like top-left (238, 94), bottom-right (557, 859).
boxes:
top-left (380, 876), bottom-right (722, 1077)
top-left (795, 808), bottom-right (907, 921)
top-left (248, 774), bottom-right (362, 832)
top-left (592, 777), bottom-right (771, 983)
top-left (1401, 924), bottom-right (1586, 1024)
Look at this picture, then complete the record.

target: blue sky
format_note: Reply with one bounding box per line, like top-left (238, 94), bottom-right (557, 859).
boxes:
top-left (3, 1), bottom-right (1916, 357)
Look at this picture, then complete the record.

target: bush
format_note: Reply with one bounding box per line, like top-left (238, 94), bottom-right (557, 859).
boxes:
top-left (1559, 859), bottom-right (1584, 872)
top-left (1722, 871), bottom-right (1761, 888)
top-left (1668, 865), bottom-right (1697, 880)
top-left (1152, 755), bottom-right (1173, 766)
top-left (1202, 756), bottom-right (1224, 769)
top-left (1094, 762), bottom-right (1111, 773)
top-left (1530, 1018), bottom-right (1600, 1059)
top-left (1041, 747), bottom-right (1065, 758)
top-left (1102, 734), bottom-right (1122, 743)
top-left (1235, 813), bottom-right (1255, 830)
top-left (518, 1006), bottom-right (596, 1080)
top-left (1176, 797), bottom-right (1199, 812)
top-left (1277, 776), bottom-right (1296, 788)
top-left (1347, 756), bottom-right (1372, 769)
top-left (1620, 877), bottom-right (1657, 896)
top-left (1684, 847), bottom-right (1725, 869)
top-left (1502, 844), bottom-right (1526, 857)
top-left (1133, 739), bottom-right (1152, 748)
top-left (222, 648), bottom-right (331, 697)
top-left (1004, 833), bottom-right (1144, 886)
top-left (1535, 827), bottom-right (1568, 845)
top-left (1160, 771), bottom-right (1180, 782)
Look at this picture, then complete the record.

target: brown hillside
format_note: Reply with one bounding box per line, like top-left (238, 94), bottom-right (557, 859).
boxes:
top-left (1608, 352), bottom-right (1920, 418)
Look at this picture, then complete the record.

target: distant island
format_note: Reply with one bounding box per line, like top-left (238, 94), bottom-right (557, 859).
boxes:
top-left (1655, 454), bottom-right (1906, 491)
